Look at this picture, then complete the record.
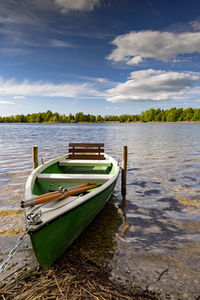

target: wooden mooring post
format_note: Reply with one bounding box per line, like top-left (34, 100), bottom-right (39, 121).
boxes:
top-left (121, 146), bottom-right (127, 196)
top-left (32, 146), bottom-right (38, 169)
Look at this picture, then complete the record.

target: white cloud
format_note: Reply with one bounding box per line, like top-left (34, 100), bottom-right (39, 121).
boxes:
top-left (0, 99), bottom-right (14, 104)
top-left (126, 56), bottom-right (143, 65)
top-left (190, 21), bottom-right (200, 31)
top-left (0, 48), bottom-right (30, 55)
top-left (50, 39), bottom-right (74, 48)
top-left (106, 69), bottom-right (200, 102)
top-left (0, 78), bottom-right (96, 98)
top-left (54, 0), bottom-right (100, 13)
top-left (13, 96), bottom-right (25, 99)
top-left (107, 30), bottom-right (200, 64)
top-left (0, 14), bottom-right (42, 27)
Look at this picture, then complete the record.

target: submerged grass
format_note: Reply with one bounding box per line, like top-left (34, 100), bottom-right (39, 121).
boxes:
top-left (0, 210), bottom-right (23, 217)
top-left (0, 253), bottom-right (159, 300)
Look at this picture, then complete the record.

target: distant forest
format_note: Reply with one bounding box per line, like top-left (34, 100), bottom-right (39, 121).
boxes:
top-left (1, 107), bottom-right (200, 123)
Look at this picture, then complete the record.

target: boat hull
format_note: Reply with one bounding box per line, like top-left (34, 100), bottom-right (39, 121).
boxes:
top-left (29, 180), bottom-right (117, 267)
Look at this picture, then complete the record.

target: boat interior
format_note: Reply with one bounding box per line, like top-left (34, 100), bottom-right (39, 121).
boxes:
top-left (24, 144), bottom-right (118, 226)
top-left (33, 143), bottom-right (115, 196)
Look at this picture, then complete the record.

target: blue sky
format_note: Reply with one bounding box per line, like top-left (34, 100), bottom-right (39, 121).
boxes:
top-left (1, 0), bottom-right (200, 116)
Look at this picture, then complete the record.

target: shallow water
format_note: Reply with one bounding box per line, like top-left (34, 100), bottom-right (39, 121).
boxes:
top-left (0, 123), bottom-right (200, 298)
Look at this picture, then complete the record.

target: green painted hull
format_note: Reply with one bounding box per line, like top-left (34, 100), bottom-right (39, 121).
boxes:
top-left (30, 180), bottom-right (116, 267)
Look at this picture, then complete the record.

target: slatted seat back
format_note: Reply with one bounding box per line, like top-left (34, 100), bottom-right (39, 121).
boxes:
top-left (68, 143), bottom-right (104, 160)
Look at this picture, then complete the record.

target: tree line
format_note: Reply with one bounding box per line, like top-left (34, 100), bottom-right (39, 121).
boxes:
top-left (0, 107), bottom-right (200, 123)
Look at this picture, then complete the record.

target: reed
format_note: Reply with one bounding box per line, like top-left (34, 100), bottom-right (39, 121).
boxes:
top-left (0, 253), bottom-right (158, 300)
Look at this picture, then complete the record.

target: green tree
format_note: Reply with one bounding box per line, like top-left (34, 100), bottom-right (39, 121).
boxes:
top-left (75, 112), bottom-right (84, 122)
top-left (68, 113), bottom-right (74, 123)
top-left (182, 108), bottom-right (194, 121)
top-left (176, 108), bottom-right (184, 121)
top-left (28, 113), bottom-right (37, 122)
top-left (60, 114), bottom-right (68, 123)
top-left (166, 108), bottom-right (177, 122)
top-left (119, 115), bottom-right (128, 122)
top-left (36, 113), bottom-right (43, 123)
top-left (5, 115), bottom-right (15, 122)
top-left (45, 110), bottom-right (52, 122)
top-left (192, 109), bottom-right (200, 121)
top-left (52, 112), bottom-right (60, 122)
top-left (155, 108), bottom-right (162, 121)
top-left (15, 114), bottom-right (26, 122)
top-left (96, 115), bottom-right (103, 122)
top-left (87, 114), bottom-right (95, 122)
top-left (140, 112), bottom-right (145, 122)
top-left (143, 108), bottom-right (155, 122)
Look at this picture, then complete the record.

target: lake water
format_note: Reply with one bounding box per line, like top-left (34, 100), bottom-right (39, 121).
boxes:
top-left (0, 123), bottom-right (200, 299)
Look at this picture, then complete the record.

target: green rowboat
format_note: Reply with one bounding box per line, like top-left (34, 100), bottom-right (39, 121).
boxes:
top-left (23, 144), bottom-right (120, 266)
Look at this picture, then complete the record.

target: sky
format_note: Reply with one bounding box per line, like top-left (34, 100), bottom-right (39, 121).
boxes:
top-left (1, 0), bottom-right (200, 116)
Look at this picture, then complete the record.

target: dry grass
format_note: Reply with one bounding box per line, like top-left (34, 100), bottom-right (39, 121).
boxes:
top-left (0, 253), bottom-right (158, 300)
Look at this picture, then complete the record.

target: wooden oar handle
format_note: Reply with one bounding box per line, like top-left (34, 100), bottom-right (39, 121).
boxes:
top-left (34, 184), bottom-right (97, 206)
top-left (36, 184), bottom-right (89, 200)
top-left (21, 184), bottom-right (97, 208)
top-left (21, 184), bottom-right (90, 207)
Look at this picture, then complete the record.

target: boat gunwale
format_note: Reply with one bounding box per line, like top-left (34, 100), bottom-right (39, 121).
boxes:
top-left (28, 178), bottom-right (117, 234)
top-left (24, 153), bottom-right (120, 233)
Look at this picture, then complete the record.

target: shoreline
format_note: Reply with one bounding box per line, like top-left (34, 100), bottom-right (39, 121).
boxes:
top-left (0, 121), bottom-right (200, 124)
top-left (0, 252), bottom-right (159, 300)
top-left (1, 107), bottom-right (200, 123)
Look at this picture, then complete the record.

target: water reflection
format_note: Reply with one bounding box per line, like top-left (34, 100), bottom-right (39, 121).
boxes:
top-left (118, 195), bottom-right (131, 238)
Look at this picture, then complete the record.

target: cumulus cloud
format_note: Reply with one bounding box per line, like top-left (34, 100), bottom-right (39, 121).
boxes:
top-left (126, 56), bottom-right (143, 65)
top-left (54, 0), bottom-right (100, 13)
top-left (106, 69), bottom-right (200, 102)
top-left (107, 30), bottom-right (200, 65)
top-left (0, 78), bottom-right (96, 98)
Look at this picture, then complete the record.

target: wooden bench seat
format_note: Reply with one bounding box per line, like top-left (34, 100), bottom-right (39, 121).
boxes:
top-left (68, 143), bottom-right (104, 160)
top-left (37, 173), bottom-right (112, 184)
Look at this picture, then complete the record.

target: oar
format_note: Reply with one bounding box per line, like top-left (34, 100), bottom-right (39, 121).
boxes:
top-left (35, 184), bottom-right (89, 200)
top-left (21, 184), bottom-right (97, 208)
top-left (21, 184), bottom-right (89, 207)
